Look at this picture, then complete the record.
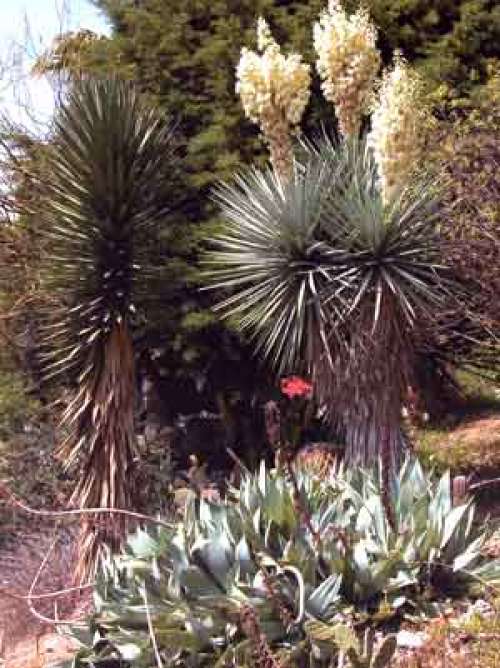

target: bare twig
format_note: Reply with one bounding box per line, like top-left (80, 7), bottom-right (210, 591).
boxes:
top-left (2, 485), bottom-right (173, 530)
top-left (24, 530), bottom-right (86, 625)
top-left (0, 582), bottom-right (93, 601)
top-left (469, 477), bottom-right (500, 492)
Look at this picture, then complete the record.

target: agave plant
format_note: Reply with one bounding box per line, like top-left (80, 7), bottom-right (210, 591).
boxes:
top-left (40, 77), bottom-right (176, 579)
top-left (59, 459), bottom-right (500, 666)
top-left (206, 136), bottom-right (458, 471)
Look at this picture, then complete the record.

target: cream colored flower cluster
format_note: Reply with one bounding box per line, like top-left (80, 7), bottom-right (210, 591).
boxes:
top-left (368, 56), bottom-right (429, 203)
top-left (313, 0), bottom-right (381, 138)
top-left (236, 18), bottom-right (311, 179)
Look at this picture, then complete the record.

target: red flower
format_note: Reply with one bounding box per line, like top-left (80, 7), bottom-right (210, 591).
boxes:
top-left (280, 376), bottom-right (312, 399)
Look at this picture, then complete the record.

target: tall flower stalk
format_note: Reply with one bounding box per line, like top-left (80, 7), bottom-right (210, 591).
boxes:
top-left (236, 18), bottom-right (311, 180)
top-left (313, 0), bottom-right (380, 138)
top-left (368, 55), bottom-right (431, 203)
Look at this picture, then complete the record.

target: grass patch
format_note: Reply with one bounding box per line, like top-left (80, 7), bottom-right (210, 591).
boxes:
top-left (415, 371), bottom-right (500, 477)
top-left (455, 369), bottom-right (500, 414)
top-left (415, 417), bottom-right (500, 477)
top-left (0, 369), bottom-right (40, 439)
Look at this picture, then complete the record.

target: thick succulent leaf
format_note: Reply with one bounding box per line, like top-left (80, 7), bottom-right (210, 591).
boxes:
top-left (440, 502), bottom-right (471, 550)
top-left (190, 533), bottom-right (234, 587)
top-left (235, 537), bottom-right (254, 579)
top-left (306, 574), bottom-right (343, 620)
top-left (468, 559), bottom-right (500, 583)
top-left (62, 460), bottom-right (500, 665)
top-left (127, 528), bottom-right (163, 559)
top-left (452, 535), bottom-right (484, 574)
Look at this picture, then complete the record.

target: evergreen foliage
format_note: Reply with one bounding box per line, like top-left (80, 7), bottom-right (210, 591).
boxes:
top-left (93, 0), bottom-right (498, 384)
top-left (92, 0), bottom-right (500, 170)
top-left (2, 0), bottom-right (498, 441)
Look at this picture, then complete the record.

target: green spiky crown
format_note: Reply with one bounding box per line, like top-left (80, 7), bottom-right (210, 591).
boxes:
top-left (41, 78), bottom-right (176, 380)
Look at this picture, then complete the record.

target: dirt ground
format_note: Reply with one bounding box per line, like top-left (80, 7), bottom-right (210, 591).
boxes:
top-left (439, 416), bottom-right (500, 465)
top-left (0, 526), bottom-right (88, 667)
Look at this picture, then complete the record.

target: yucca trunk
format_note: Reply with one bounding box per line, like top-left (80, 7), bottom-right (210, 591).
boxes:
top-left (343, 408), bottom-right (405, 473)
top-left (342, 398), bottom-right (403, 528)
top-left (317, 294), bottom-right (411, 476)
top-left (207, 135), bottom-right (450, 489)
top-left (60, 321), bottom-right (137, 581)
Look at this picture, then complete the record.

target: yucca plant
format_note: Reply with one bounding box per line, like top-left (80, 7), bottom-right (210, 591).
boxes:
top-left (219, 7), bottom-right (497, 476)
top-left (205, 136), bottom-right (456, 471)
top-left (40, 77), bottom-right (176, 580)
top-left (59, 459), bottom-right (500, 667)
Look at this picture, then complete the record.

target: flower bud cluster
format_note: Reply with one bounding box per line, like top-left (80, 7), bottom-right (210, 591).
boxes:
top-left (236, 18), bottom-right (311, 179)
top-left (313, 1), bottom-right (381, 138)
top-left (368, 55), bottom-right (429, 203)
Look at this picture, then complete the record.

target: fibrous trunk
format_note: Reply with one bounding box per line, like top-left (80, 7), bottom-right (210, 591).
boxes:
top-left (58, 321), bottom-right (137, 582)
top-left (343, 404), bottom-right (405, 473)
top-left (315, 296), bottom-right (412, 477)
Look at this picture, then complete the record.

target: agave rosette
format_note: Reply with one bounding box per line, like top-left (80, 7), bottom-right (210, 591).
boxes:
top-left (61, 460), bottom-right (500, 666)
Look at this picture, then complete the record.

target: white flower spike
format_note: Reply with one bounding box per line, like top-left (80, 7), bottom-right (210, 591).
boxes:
top-left (236, 18), bottom-right (311, 179)
top-left (314, 1), bottom-right (381, 138)
top-left (369, 55), bottom-right (431, 203)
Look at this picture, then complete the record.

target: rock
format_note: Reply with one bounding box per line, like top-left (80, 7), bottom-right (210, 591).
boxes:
top-left (460, 598), bottom-right (494, 621)
top-left (396, 630), bottom-right (428, 648)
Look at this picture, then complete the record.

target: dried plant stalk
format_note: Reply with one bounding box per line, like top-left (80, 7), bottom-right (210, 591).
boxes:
top-left (240, 604), bottom-right (283, 668)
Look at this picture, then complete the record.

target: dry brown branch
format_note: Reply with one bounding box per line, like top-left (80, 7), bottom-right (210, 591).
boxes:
top-left (0, 582), bottom-right (93, 602)
top-left (26, 531), bottom-right (73, 625)
top-left (1, 483), bottom-right (173, 530)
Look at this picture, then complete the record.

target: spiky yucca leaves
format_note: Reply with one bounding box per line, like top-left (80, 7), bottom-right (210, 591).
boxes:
top-left (206, 137), bottom-right (450, 470)
top-left (40, 78), bottom-right (176, 580)
top-left (208, 156), bottom-right (333, 375)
